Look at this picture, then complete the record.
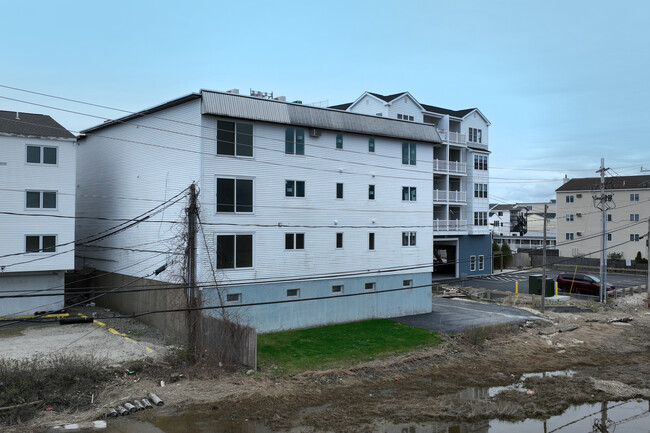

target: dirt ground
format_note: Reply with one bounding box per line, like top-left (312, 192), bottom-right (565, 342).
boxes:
top-left (4, 293), bottom-right (650, 433)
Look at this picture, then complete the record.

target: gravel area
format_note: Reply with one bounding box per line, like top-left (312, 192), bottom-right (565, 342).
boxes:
top-left (0, 305), bottom-right (173, 364)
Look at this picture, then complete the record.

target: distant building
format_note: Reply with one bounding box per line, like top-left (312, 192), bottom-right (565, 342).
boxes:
top-left (556, 175), bottom-right (650, 260)
top-left (0, 110), bottom-right (76, 316)
top-left (331, 91), bottom-right (492, 277)
top-left (489, 201), bottom-right (556, 252)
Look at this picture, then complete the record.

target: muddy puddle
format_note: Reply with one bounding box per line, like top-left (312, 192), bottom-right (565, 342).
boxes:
top-left (72, 398), bottom-right (648, 433)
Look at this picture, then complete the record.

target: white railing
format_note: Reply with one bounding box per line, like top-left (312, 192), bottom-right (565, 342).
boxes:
top-left (449, 190), bottom-right (466, 202)
top-left (433, 190), bottom-right (448, 202)
top-left (432, 159), bottom-right (448, 171)
top-left (449, 161), bottom-right (466, 174)
top-left (437, 129), bottom-right (466, 144)
top-left (433, 219), bottom-right (467, 231)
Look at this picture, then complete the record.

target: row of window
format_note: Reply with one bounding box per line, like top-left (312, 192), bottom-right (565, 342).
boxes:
top-left (474, 212), bottom-right (488, 226)
top-left (26, 145), bottom-right (58, 165)
top-left (25, 235), bottom-right (57, 253)
top-left (217, 232), bottom-right (418, 269)
top-left (469, 255), bottom-right (485, 271)
top-left (218, 122), bottom-right (418, 165)
top-left (473, 155), bottom-right (488, 170)
top-left (474, 183), bottom-right (488, 198)
top-left (224, 279), bottom-right (415, 304)
top-left (25, 190), bottom-right (57, 209)
top-left (566, 213), bottom-right (641, 222)
top-left (468, 128), bottom-right (482, 144)
top-left (217, 177), bottom-right (419, 212)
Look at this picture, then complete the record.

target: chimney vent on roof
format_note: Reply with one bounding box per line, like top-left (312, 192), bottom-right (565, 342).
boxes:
top-left (563, 174), bottom-right (569, 184)
top-left (275, 96), bottom-right (286, 102)
top-left (15, 112), bottom-right (20, 120)
top-left (227, 89), bottom-right (239, 94)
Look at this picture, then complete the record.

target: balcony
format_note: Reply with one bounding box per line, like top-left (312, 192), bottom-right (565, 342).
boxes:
top-left (432, 160), bottom-right (467, 174)
top-left (437, 129), bottom-right (466, 145)
top-left (433, 219), bottom-right (467, 231)
top-left (433, 190), bottom-right (466, 203)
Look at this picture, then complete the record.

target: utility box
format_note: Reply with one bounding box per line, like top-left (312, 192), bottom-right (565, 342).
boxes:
top-left (529, 274), bottom-right (554, 296)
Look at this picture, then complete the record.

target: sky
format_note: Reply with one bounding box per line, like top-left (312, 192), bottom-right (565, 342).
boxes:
top-left (1, 0), bottom-right (649, 203)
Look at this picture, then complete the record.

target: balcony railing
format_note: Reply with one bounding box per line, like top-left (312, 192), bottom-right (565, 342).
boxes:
top-left (433, 219), bottom-right (467, 231)
top-left (432, 160), bottom-right (466, 174)
top-left (437, 129), bottom-right (466, 145)
top-left (433, 190), bottom-right (466, 203)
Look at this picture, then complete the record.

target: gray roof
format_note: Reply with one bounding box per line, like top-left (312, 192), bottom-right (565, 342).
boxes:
top-left (202, 91), bottom-right (442, 143)
top-left (556, 175), bottom-right (650, 192)
top-left (0, 110), bottom-right (75, 139)
top-left (329, 91), bottom-right (477, 119)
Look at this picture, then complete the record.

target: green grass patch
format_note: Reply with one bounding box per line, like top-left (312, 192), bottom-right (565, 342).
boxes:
top-left (257, 319), bottom-right (442, 374)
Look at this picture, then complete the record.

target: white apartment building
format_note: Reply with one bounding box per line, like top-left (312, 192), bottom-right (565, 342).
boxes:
top-left (0, 110), bottom-right (76, 316)
top-left (489, 201), bottom-right (557, 252)
top-left (75, 90), bottom-right (441, 333)
top-left (331, 92), bottom-right (492, 277)
top-left (556, 175), bottom-right (650, 260)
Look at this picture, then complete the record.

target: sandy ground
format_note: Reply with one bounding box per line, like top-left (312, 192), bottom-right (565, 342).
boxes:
top-left (4, 293), bottom-right (650, 433)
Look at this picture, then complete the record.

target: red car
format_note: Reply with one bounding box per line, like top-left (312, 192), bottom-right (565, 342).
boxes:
top-left (556, 273), bottom-right (614, 296)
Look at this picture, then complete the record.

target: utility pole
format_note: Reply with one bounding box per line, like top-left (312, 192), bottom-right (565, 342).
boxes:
top-left (541, 203), bottom-right (548, 312)
top-left (595, 159), bottom-right (609, 304)
top-left (186, 183), bottom-right (199, 356)
top-left (647, 218), bottom-right (650, 308)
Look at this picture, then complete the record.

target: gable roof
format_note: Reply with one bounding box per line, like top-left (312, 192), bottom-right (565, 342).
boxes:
top-left (329, 91), bottom-right (488, 123)
top-left (556, 175), bottom-right (650, 192)
top-left (0, 110), bottom-right (75, 139)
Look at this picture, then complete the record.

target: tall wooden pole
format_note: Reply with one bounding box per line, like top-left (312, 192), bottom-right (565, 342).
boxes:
top-left (187, 183), bottom-right (199, 356)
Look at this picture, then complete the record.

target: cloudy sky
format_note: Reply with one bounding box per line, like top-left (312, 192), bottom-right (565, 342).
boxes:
top-left (1, 0), bottom-right (648, 203)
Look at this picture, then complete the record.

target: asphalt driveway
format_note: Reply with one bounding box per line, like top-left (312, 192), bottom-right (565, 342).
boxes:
top-left (392, 297), bottom-right (543, 333)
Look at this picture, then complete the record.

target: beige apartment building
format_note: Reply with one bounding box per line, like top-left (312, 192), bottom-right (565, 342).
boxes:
top-left (556, 175), bottom-right (650, 260)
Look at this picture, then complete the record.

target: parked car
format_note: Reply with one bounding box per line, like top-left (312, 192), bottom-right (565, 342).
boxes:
top-left (556, 273), bottom-right (614, 296)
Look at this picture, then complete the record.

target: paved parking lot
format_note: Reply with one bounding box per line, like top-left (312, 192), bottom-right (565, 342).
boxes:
top-left (392, 297), bottom-right (543, 333)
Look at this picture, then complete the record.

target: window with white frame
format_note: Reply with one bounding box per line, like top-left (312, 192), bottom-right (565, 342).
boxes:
top-left (285, 127), bottom-right (305, 155)
top-left (402, 186), bottom-right (417, 201)
top-left (336, 232), bottom-right (343, 249)
top-left (402, 142), bottom-right (416, 165)
top-left (364, 282), bottom-right (376, 290)
top-left (26, 191), bottom-right (57, 209)
top-left (630, 234), bottom-right (640, 242)
top-left (478, 255), bottom-right (484, 270)
top-left (216, 178), bottom-right (253, 212)
top-left (402, 231), bottom-right (416, 246)
top-left (566, 214), bottom-right (574, 222)
top-left (368, 184), bottom-right (375, 200)
top-left (474, 184), bottom-right (487, 198)
top-left (402, 279), bottom-right (413, 287)
top-left (607, 214), bottom-right (612, 222)
top-left (397, 113), bottom-right (415, 121)
top-left (368, 232), bottom-right (375, 250)
top-left (607, 233), bottom-right (612, 241)
top-left (286, 288), bottom-right (300, 297)
top-left (25, 235), bottom-right (56, 253)
top-left (285, 233), bottom-right (305, 250)
top-left (470, 255), bottom-right (476, 271)
top-left (368, 137), bottom-right (375, 152)
top-left (474, 155), bottom-right (488, 170)
top-left (566, 195), bottom-right (574, 203)
top-left (630, 193), bottom-right (639, 201)
top-left (216, 234), bottom-right (253, 269)
top-left (332, 285), bottom-right (343, 294)
top-left (630, 213), bottom-right (640, 221)
top-left (566, 233), bottom-right (574, 240)
top-left (285, 180), bottom-right (305, 197)
top-left (468, 128), bottom-right (482, 143)
top-left (474, 212), bottom-right (488, 226)
top-left (26, 145), bottom-right (57, 165)
top-left (217, 120), bottom-right (253, 157)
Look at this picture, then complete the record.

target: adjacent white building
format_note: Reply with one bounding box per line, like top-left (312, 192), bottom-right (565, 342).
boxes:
top-left (0, 110), bottom-right (76, 316)
top-left (489, 201), bottom-right (557, 252)
top-left (331, 92), bottom-right (492, 277)
top-left (75, 90), bottom-right (443, 333)
top-left (556, 175), bottom-right (650, 260)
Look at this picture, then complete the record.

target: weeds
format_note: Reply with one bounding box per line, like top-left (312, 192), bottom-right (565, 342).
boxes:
top-left (460, 324), bottom-right (518, 347)
top-left (0, 354), bottom-right (110, 426)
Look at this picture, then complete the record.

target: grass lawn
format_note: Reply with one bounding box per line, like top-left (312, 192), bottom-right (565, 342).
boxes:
top-left (257, 319), bottom-right (442, 374)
